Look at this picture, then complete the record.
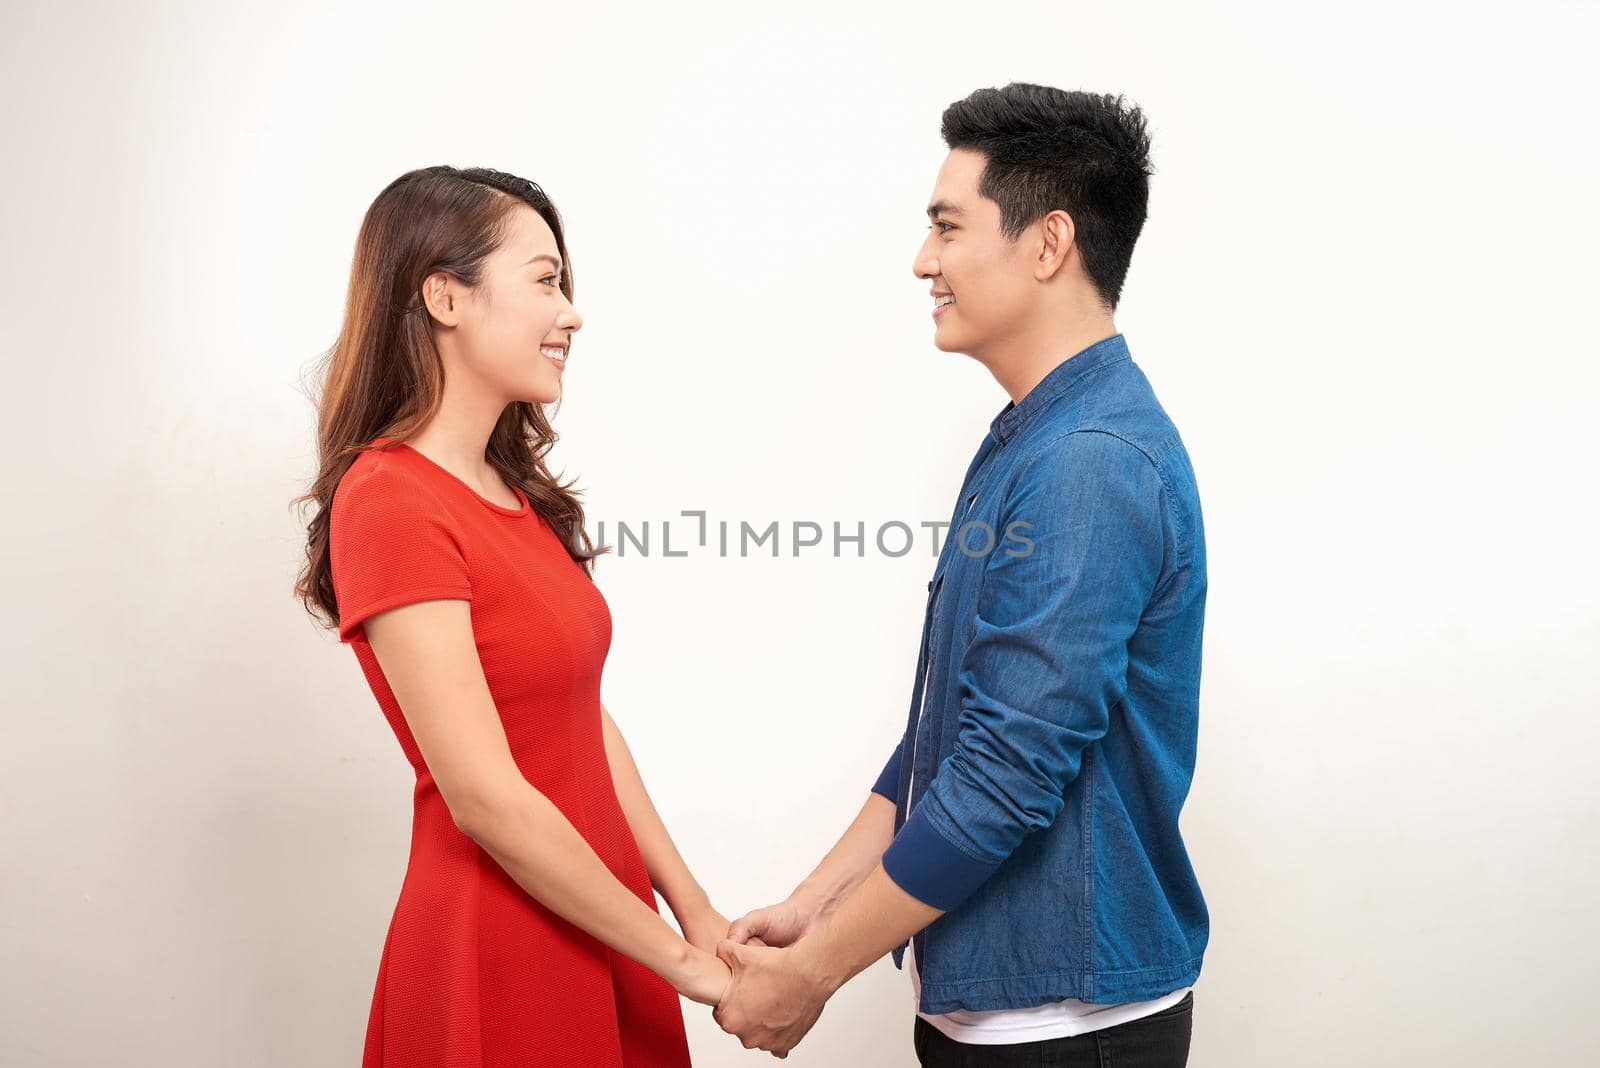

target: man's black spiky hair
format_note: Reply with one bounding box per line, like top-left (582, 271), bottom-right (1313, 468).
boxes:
top-left (942, 84), bottom-right (1154, 308)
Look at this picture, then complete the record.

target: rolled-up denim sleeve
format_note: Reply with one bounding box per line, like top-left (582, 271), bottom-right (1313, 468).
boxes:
top-left (870, 738), bottom-right (904, 800)
top-left (881, 431), bottom-right (1167, 911)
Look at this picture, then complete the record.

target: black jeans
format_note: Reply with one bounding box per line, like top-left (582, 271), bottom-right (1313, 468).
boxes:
top-left (913, 990), bottom-right (1193, 1067)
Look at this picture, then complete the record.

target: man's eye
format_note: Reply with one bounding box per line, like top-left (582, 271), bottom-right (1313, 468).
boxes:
top-left (928, 222), bottom-right (953, 234)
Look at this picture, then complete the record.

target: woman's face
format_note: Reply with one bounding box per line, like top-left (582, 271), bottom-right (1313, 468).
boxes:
top-left (445, 204), bottom-right (583, 406)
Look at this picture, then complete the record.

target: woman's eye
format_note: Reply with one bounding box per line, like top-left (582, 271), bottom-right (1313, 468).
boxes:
top-left (540, 275), bottom-right (560, 287)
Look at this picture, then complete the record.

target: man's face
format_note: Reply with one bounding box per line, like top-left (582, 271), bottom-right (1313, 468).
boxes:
top-left (912, 148), bottom-right (1038, 359)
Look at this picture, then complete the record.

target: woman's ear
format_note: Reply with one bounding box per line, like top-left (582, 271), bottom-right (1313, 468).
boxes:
top-left (421, 270), bottom-right (460, 326)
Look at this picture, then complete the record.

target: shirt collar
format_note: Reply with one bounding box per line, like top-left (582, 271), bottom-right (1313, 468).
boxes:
top-left (988, 333), bottom-right (1131, 444)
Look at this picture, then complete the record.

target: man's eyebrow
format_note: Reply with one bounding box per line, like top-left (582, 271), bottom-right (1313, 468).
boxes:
top-left (523, 253), bottom-right (563, 271)
top-left (926, 201), bottom-right (964, 219)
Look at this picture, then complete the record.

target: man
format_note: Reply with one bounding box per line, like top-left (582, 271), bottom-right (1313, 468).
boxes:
top-left (713, 84), bottom-right (1208, 1066)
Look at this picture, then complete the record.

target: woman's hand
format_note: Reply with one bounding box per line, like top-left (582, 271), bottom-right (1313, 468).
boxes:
top-left (675, 901), bottom-right (734, 957)
top-left (672, 945), bottom-right (733, 1007)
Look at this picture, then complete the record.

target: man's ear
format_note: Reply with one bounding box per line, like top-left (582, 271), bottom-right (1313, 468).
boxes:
top-left (1035, 209), bottom-right (1075, 282)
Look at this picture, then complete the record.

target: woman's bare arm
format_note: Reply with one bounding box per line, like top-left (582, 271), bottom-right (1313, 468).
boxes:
top-left (360, 597), bottom-right (729, 1005)
top-left (599, 702), bottom-right (729, 951)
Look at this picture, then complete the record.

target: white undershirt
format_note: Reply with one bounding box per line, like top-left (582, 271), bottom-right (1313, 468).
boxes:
top-left (907, 939), bottom-right (1190, 1044)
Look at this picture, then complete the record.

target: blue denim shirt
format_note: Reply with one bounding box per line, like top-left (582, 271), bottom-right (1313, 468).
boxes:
top-left (870, 333), bottom-right (1208, 1013)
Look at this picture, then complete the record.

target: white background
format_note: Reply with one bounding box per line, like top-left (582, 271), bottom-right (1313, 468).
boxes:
top-left (3, 1), bottom-right (1597, 1064)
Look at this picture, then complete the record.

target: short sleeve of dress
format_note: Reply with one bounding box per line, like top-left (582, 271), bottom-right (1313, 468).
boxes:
top-left (330, 458), bottom-right (473, 644)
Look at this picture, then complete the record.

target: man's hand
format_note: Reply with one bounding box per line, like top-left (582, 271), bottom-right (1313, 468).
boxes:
top-left (712, 938), bottom-right (837, 1058)
top-left (727, 898), bottom-right (822, 948)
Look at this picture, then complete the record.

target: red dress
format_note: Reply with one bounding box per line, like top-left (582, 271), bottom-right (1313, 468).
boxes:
top-left (329, 436), bottom-right (692, 1067)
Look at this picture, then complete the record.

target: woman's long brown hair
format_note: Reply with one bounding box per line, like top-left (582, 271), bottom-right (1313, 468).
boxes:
top-left (293, 165), bottom-right (608, 635)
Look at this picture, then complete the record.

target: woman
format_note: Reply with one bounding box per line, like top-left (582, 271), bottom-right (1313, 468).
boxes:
top-left (293, 166), bottom-right (729, 1065)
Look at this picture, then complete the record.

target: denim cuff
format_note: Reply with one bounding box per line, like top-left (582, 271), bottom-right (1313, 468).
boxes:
top-left (870, 746), bottom-right (902, 801)
top-left (881, 803), bottom-right (1004, 911)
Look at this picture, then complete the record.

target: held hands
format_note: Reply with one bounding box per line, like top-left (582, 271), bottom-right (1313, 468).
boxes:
top-left (676, 948), bottom-right (732, 1007)
top-left (670, 900), bottom-right (733, 1006)
top-left (669, 899), bottom-right (780, 1009)
top-left (711, 897), bottom-right (837, 1057)
top-left (712, 938), bottom-right (834, 1059)
top-left (677, 901), bottom-right (735, 958)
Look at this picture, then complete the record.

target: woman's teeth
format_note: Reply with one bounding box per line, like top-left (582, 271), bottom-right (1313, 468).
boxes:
top-left (541, 347), bottom-right (566, 365)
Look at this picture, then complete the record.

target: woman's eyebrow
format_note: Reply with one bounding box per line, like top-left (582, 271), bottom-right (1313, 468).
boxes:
top-left (522, 253), bottom-right (563, 272)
